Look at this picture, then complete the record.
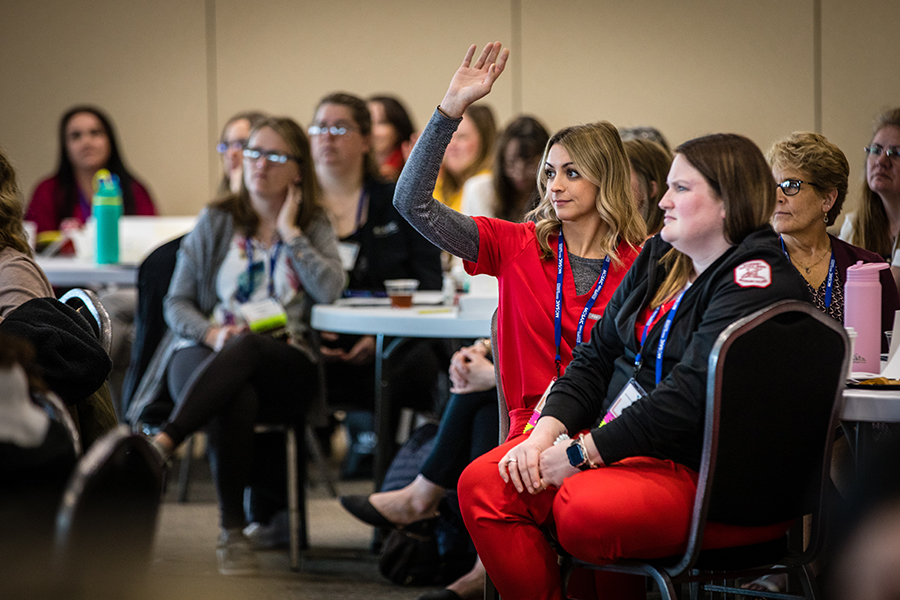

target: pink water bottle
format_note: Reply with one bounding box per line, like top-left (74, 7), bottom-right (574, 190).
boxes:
top-left (844, 260), bottom-right (888, 373)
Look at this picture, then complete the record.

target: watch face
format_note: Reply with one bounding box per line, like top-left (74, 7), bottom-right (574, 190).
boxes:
top-left (566, 441), bottom-right (585, 468)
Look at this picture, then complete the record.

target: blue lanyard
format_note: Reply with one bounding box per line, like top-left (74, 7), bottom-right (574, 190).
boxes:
top-left (355, 189), bottom-right (368, 231)
top-left (631, 289), bottom-right (687, 385)
top-left (245, 238), bottom-right (283, 299)
top-left (633, 305), bottom-right (663, 371)
top-left (655, 291), bottom-right (686, 386)
top-left (553, 232), bottom-right (610, 376)
top-left (779, 236), bottom-right (836, 307)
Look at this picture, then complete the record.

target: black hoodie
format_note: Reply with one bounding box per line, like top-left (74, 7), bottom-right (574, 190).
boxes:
top-left (542, 225), bottom-right (810, 472)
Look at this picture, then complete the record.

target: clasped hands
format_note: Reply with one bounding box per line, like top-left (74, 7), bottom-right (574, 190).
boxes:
top-left (449, 341), bottom-right (495, 394)
top-left (498, 418), bottom-right (583, 495)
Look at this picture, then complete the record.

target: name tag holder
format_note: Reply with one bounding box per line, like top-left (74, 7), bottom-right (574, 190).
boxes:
top-left (239, 298), bottom-right (288, 335)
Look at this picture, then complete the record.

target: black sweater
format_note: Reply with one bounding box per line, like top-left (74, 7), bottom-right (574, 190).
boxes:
top-left (343, 178), bottom-right (442, 291)
top-left (542, 226), bottom-right (810, 471)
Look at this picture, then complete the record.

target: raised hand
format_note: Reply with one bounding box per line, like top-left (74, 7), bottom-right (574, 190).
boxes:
top-left (439, 42), bottom-right (510, 119)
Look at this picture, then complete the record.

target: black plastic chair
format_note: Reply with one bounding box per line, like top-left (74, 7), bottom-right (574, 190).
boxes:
top-left (59, 288), bottom-right (112, 356)
top-left (561, 300), bottom-right (848, 600)
top-left (54, 425), bottom-right (164, 599)
top-left (122, 232), bottom-right (334, 570)
top-left (121, 235), bottom-right (183, 422)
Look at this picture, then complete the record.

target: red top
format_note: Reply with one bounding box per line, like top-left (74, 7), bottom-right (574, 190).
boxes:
top-left (379, 147), bottom-right (405, 181)
top-left (26, 175), bottom-right (157, 233)
top-left (465, 218), bottom-right (640, 437)
top-left (633, 294), bottom-right (680, 346)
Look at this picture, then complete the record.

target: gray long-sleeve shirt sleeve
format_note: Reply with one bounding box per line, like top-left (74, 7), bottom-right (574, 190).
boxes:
top-left (393, 109), bottom-right (481, 263)
top-left (284, 211), bottom-right (345, 305)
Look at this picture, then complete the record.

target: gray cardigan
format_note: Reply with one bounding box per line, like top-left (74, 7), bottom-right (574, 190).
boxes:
top-left (126, 206), bottom-right (345, 426)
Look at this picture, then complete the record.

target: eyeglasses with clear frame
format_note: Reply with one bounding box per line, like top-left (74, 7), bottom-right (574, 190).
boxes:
top-left (307, 125), bottom-right (354, 137)
top-left (216, 140), bottom-right (246, 154)
top-left (242, 147), bottom-right (298, 165)
top-left (776, 179), bottom-right (822, 196)
top-left (864, 145), bottom-right (900, 160)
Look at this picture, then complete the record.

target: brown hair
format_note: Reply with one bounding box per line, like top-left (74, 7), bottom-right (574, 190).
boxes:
top-left (525, 121), bottom-right (646, 267)
top-left (624, 138), bottom-right (672, 236)
top-left (492, 116), bottom-right (550, 222)
top-left (849, 108), bottom-right (900, 257)
top-left (0, 147), bottom-right (34, 256)
top-left (767, 131), bottom-right (849, 226)
top-left (653, 134), bottom-right (776, 306)
top-left (439, 104), bottom-right (497, 202)
top-left (211, 117), bottom-right (322, 236)
top-left (216, 111), bottom-right (267, 196)
top-left (315, 92), bottom-right (381, 181)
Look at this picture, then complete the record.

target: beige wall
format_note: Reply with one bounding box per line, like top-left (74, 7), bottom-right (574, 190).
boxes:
top-left (0, 0), bottom-right (896, 218)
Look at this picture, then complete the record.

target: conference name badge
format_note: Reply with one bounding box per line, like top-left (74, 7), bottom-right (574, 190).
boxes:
top-left (239, 298), bottom-right (288, 334)
top-left (599, 378), bottom-right (646, 427)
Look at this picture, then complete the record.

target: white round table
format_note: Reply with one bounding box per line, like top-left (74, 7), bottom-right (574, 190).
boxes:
top-left (312, 297), bottom-right (495, 486)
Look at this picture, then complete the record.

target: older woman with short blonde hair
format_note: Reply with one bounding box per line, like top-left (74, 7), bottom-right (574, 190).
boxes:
top-left (768, 131), bottom-right (900, 350)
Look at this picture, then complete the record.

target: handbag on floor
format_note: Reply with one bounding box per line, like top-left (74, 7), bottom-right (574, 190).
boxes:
top-left (377, 423), bottom-right (475, 586)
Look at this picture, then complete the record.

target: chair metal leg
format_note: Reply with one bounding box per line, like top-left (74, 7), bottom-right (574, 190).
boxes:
top-left (286, 426), bottom-right (302, 571)
top-left (304, 425), bottom-right (337, 497)
top-left (484, 571), bottom-right (499, 600)
top-left (799, 563), bottom-right (818, 600)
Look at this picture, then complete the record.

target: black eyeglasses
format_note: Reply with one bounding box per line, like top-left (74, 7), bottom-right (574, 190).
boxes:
top-left (776, 179), bottom-right (822, 196)
top-left (216, 140), bottom-right (246, 154)
top-left (242, 147), bottom-right (298, 165)
top-left (864, 145), bottom-right (900, 160)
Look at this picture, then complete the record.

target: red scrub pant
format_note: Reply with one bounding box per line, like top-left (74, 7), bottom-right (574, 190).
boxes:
top-left (458, 434), bottom-right (790, 600)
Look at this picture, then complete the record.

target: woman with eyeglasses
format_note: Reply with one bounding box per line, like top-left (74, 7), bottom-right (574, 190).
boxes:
top-left (769, 132), bottom-right (899, 351)
top-left (215, 111), bottom-right (267, 195)
top-left (309, 93), bottom-right (442, 445)
top-left (840, 108), bottom-right (900, 291)
top-left (26, 106), bottom-right (157, 241)
top-left (150, 117), bottom-right (344, 575)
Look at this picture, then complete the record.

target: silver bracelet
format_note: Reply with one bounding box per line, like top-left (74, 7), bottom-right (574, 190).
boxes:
top-left (553, 433), bottom-right (571, 446)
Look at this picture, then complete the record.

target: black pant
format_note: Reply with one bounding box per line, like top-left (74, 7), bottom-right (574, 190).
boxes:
top-left (420, 389), bottom-right (499, 489)
top-left (163, 333), bottom-right (318, 529)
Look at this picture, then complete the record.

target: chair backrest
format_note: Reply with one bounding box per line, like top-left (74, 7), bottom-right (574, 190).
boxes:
top-left (59, 288), bottom-right (112, 355)
top-left (491, 309), bottom-right (510, 443)
top-left (676, 300), bottom-right (847, 574)
top-left (54, 424), bottom-right (164, 596)
top-left (33, 391), bottom-right (82, 456)
top-left (120, 235), bottom-right (184, 420)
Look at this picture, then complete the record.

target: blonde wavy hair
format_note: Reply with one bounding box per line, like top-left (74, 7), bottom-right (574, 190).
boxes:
top-left (526, 121), bottom-right (646, 266)
top-left (766, 132), bottom-right (849, 226)
top-left (0, 147), bottom-right (33, 257)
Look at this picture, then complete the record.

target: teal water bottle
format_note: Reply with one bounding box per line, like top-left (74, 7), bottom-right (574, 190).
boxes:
top-left (92, 169), bottom-right (122, 264)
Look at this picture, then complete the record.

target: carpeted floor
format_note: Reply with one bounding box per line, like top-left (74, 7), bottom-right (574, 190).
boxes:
top-left (145, 459), bottom-right (443, 600)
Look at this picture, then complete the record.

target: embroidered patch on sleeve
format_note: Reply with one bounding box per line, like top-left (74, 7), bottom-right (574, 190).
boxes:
top-left (733, 259), bottom-right (772, 288)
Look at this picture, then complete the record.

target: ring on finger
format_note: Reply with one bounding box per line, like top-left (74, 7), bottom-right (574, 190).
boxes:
top-left (507, 458), bottom-right (517, 463)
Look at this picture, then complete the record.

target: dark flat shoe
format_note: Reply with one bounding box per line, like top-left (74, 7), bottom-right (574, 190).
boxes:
top-left (418, 590), bottom-right (462, 600)
top-left (339, 495), bottom-right (437, 537)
